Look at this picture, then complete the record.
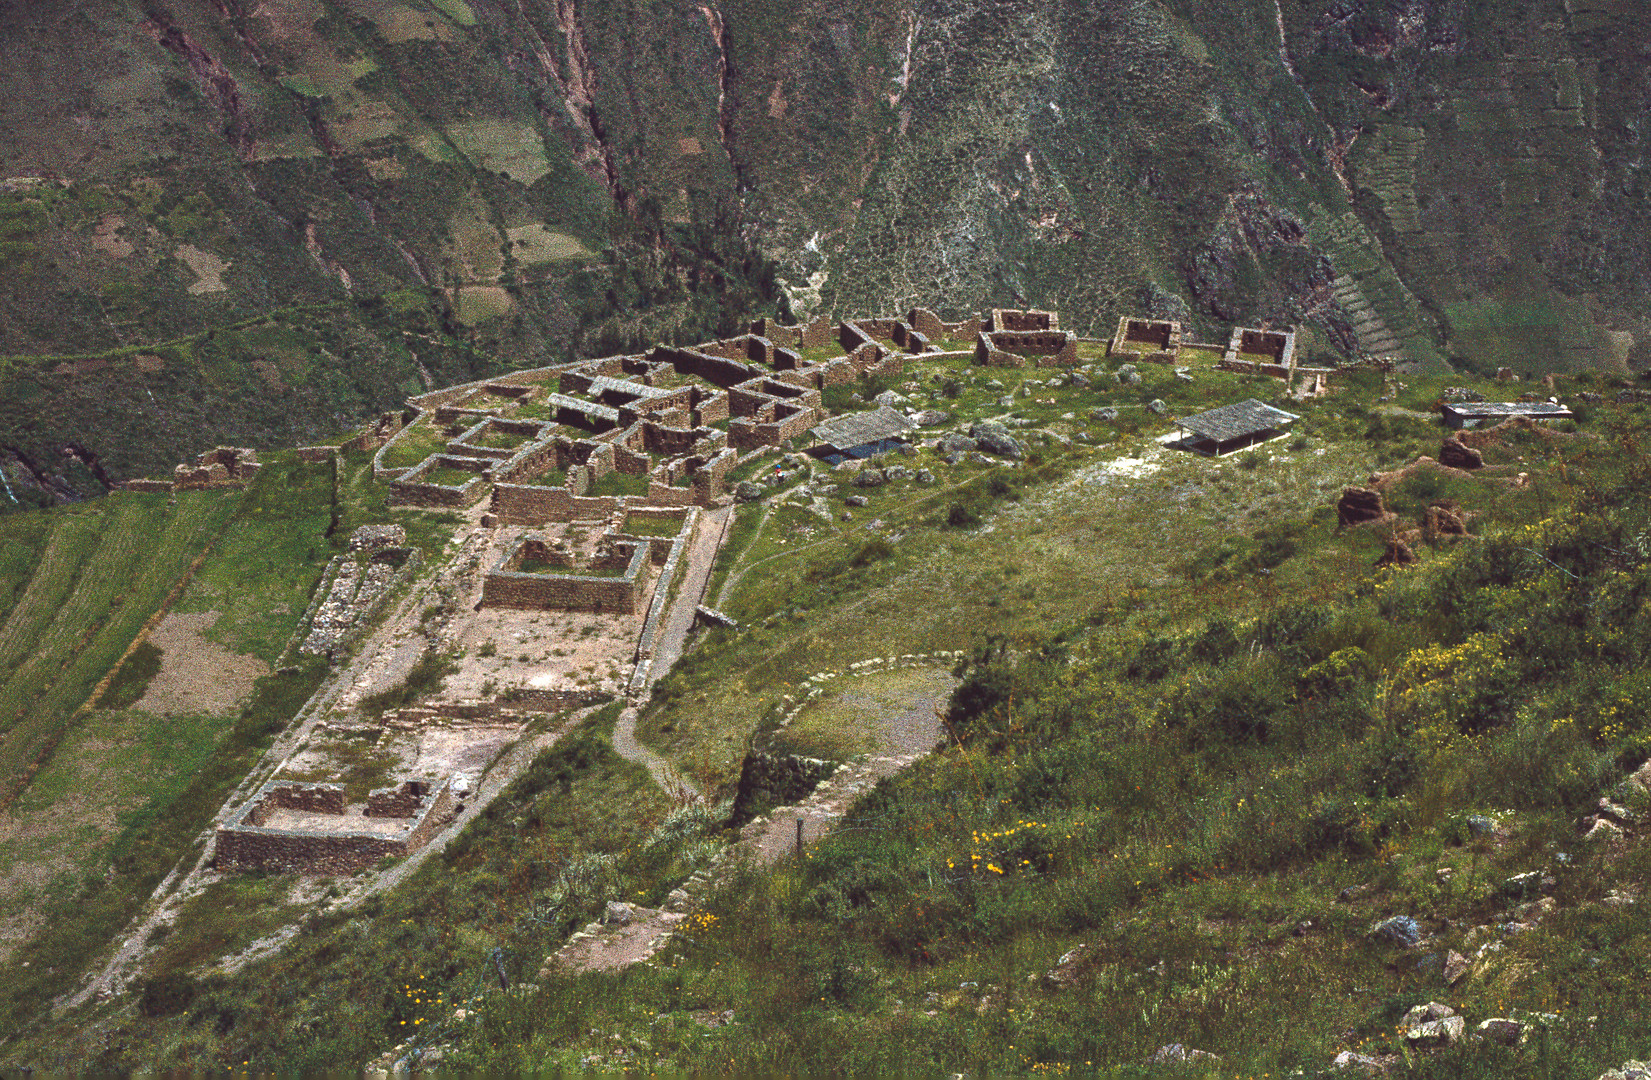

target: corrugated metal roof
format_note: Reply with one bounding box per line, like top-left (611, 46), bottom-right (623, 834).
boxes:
top-left (1178, 398), bottom-right (1300, 443)
top-left (1441, 402), bottom-right (1573, 419)
top-left (810, 406), bottom-right (916, 450)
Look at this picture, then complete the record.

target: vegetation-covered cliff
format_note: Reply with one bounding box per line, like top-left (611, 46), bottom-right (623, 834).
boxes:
top-left (0, 0), bottom-right (1645, 491)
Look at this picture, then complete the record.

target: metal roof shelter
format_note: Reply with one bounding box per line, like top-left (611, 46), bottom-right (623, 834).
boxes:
top-left (1441, 401), bottom-right (1574, 430)
top-left (808, 406), bottom-right (916, 462)
top-left (1173, 398), bottom-right (1300, 456)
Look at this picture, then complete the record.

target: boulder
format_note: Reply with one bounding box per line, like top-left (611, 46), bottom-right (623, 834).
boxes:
top-left (970, 421), bottom-right (1025, 459)
top-left (1598, 1062), bottom-right (1651, 1080)
top-left (734, 481), bottom-right (766, 503)
top-left (1330, 1051), bottom-right (1386, 1074)
top-left (884, 465), bottom-right (913, 481)
top-left (938, 433), bottom-right (978, 455)
top-left (1405, 1016), bottom-right (1464, 1047)
top-left (603, 901), bottom-right (635, 925)
top-left (1439, 437), bottom-right (1484, 470)
top-left (1337, 486), bottom-right (1390, 527)
top-left (1145, 1044), bottom-right (1219, 1066)
top-left (853, 469), bottom-right (887, 488)
top-left (1477, 1018), bottom-right (1523, 1046)
top-left (873, 389), bottom-right (907, 407)
top-left (1466, 814), bottom-right (1497, 836)
top-left (1370, 915), bottom-right (1422, 946)
top-left (1399, 1002), bottom-right (1455, 1029)
top-left (912, 409), bottom-right (952, 427)
top-left (1089, 407), bottom-right (1119, 422)
top-left (1146, 398), bottom-right (1168, 415)
top-left (915, 469), bottom-right (935, 483)
top-left (1116, 370), bottom-right (1142, 385)
top-left (1070, 372), bottom-right (1091, 388)
top-left (1443, 950), bottom-right (1470, 985)
top-left (844, 495), bottom-right (869, 507)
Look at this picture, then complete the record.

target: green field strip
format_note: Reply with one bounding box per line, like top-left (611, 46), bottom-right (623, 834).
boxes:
top-left (0, 512), bottom-right (108, 679)
top-left (0, 493), bottom-right (240, 798)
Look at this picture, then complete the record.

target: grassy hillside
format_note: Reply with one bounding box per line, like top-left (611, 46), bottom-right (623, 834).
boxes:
top-left (5, 360), bottom-right (1649, 1075)
top-left (0, 451), bottom-right (460, 1038)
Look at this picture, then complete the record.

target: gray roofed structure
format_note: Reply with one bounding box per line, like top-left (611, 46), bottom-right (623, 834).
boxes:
top-left (1174, 398), bottom-right (1300, 455)
top-left (1441, 401), bottom-right (1574, 429)
top-left (545, 393), bottom-right (621, 423)
top-left (809, 406), bottom-right (916, 451)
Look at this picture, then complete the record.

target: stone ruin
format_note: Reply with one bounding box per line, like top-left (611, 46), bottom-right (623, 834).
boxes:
top-left (215, 778), bottom-right (457, 875)
top-left (480, 533), bottom-right (656, 615)
top-left (297, 525), bottom-right (417, 656)
top-left (122, 446), bottom-right (261, 493)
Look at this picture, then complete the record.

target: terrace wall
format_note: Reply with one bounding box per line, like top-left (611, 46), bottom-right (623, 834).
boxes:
top-left (990, 308), bottom-right (1059, 332)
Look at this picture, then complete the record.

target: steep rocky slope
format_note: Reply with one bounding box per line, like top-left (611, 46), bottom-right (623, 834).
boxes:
top-left (0, 0), bottom-right (1644, 488)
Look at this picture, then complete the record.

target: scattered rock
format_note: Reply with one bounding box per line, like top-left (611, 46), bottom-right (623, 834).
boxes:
top-left (1338, 883), bottom-right (1373, 903)
top-left (1478, 1018), bottom-right (1523, 1046)
top-left (1405, 1016), bottom-right (1464, 1047)
top-left (853, 469), bottom-right (887, 488)
top-left (1145, 1044), bottom-right (1220, 1066)
top-left (1175, 370), bottom-right (1194, 383)
top-left (1466, 814), bottom-right (1496, 836)
top-left (1331, 1050), bottom-right (1386, 1074)
top-left (1146, 398), bottom-right (1167, 415)
top-left (1443, 951), bottom-right (1470, 985)
top-left (1500, 870), bottom-right (1550, 899)
top-left (603, 901), bottom-right (634, 925)
top-left (969, 420), bottom-right (1026, 459)
top-left (1399, 1002), bottom-right (1454, 1029)
top-left (1370, 915), bottom-right (1422, 946)
top-left (1042, 944), bottom-right (1089, 988)
top-left (874, 389), bottom-right (907, 407)
top-left (912, 409), bottom-right (952, 427)
top-left (937, 433), bottom-right (978, 455)
top-left (915, 469), bottom-right (935, 483)
top-left (1089, 407), bottom-right (1119, 422)
top-left (1598, 1061), bottom-right (1651, 1080)
top-left (1586, 817), bottom-right (1625, 842)
top-left (844, 495), bottom-right (869, 507)
top-left (1070, 372), bottom-right (1091, 388)
top-left (734, 481), bottom-right (766, 503)
top-left (349, 524), bottom-right (407, 551)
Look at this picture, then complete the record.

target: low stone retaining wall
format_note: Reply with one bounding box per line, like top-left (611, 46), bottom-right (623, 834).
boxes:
top-left (215, 777), bottom-right (457, 875)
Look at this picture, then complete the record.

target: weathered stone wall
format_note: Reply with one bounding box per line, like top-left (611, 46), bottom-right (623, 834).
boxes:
top-left (481, 538), bottom-right (654, 614)
top-left (991, 308), bottom-right (1059, 332)
top-left (982, 330), bottom-right (1077, 366)
top-left (216, 778), bottom-right (455, 875)
top-left (491, 484), bottom-right (624, 524)
top-left (367, 780), bottom-right (435, 818)
top-left (729, 749), bottom-right (839, 826)
top-left (122, 478), bottom-right (174, 492)
top-left (907, 307), bottom-right (945, 341)
top-left (975, 332), bottom-right (1026, 368)
top-left (388, 455), bottom-right (490, 508)
top-left (649, 345), bottom-right (765, 388)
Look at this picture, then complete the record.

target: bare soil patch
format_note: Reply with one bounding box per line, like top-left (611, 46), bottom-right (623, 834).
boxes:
top-left (138, 612), bottom-right (268, 717)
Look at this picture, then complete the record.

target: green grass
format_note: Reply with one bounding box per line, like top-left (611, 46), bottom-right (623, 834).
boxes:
top-left (380, 422), bottom-right (450, 470)
top-left (587, 471), bottom-right (648, 498)
top-left (419, 466), bottom-right (483, 488)
top-left (619, 513), bottom-right (686, 538)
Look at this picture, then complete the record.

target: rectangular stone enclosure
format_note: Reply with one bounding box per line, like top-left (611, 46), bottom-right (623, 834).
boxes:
top-left (216, 779), bottom-right (457, 875)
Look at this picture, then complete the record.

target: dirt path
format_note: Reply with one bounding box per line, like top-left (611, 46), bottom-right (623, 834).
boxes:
top-left (612, 707), bottom-right (699, 802)
top-left (645, 503), bottom-right (732, 683)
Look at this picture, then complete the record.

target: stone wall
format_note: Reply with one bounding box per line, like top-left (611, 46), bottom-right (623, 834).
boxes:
top-left (650, 345), bottom-right (766, 389)
top-left (480, 537), bottom-right (655, 614)
top-left (216, 778), bottom-right (456, 875)
top-left (388, 455), bottom-right (490, 508)
top-left (367, 779), bottom-right (437, 818)
top-left (490, 484), bottom-right (625, 524)
top-left (979, 329), bottom-right (1077, 366)
top-left (990, 308), bottom-right (1059, 332)
top-left (729, 749), bottom-right (839, 826)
